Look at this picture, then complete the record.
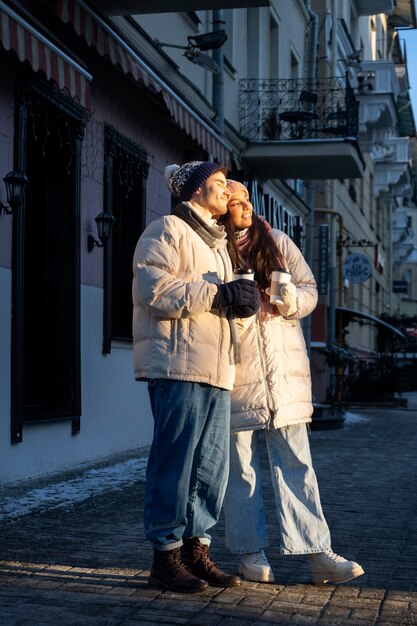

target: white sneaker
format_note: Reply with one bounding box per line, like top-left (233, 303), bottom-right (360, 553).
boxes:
top-left (238, 550), bottom-right (275, 583)
top-left (309, 550), bottom-right (365, 584)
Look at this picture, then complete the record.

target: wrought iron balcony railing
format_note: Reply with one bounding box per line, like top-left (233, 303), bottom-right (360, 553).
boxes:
top-left (239, 76), bottom-right (359, 142)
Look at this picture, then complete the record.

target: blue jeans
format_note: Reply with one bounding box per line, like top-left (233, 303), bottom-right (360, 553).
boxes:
top-left (144, 379), bottom-right (231, 551)
top-left (223, 424), bottom-right (331, 555)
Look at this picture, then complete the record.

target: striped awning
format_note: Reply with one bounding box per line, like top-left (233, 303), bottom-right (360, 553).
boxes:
top-left (57, 0), bottom-right (231, 166)
top-left (58, 0), bottom-right (159, 91)
top-left (162, 92), bottom-right (231, 165)
top-left (0, 1), bottom-right (91, 108)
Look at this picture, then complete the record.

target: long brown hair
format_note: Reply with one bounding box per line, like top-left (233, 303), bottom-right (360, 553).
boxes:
top-left (220, 213), bottom-right (286, 291)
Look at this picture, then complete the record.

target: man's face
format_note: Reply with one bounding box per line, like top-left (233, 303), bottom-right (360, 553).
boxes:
top-left (194, 171), bottom-right (231, 216)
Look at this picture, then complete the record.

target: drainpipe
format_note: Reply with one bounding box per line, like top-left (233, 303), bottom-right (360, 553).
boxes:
top-left (304, 0), bottom-right (318, 357)
top-left (212, 9), bottom-right (225, 135)
top-left (305, 1), bottom-right (318, 84)
top-left (329, 0), bottom-right (338, 345)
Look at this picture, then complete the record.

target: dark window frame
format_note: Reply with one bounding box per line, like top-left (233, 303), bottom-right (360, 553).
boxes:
top-left (11, 73), bottom-right (86, 443)
top-left (102, 126), bottom-right (149, 354)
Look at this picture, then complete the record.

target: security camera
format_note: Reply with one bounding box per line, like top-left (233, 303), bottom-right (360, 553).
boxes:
top-left (187, 30), bottom-right (227, 51)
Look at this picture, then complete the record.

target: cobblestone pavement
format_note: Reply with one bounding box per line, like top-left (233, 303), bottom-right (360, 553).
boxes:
top-left (1, 393), bottom-right (417, 625)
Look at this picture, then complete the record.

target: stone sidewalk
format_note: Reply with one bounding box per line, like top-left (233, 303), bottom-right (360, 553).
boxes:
top-left (1, 393), bottom-right (417, 625)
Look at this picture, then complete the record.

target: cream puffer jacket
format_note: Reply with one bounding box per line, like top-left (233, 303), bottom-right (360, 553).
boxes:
top-left (132, 213), bottom-right (235, 391)
top-left (230, 229), bottom-right (318, 432)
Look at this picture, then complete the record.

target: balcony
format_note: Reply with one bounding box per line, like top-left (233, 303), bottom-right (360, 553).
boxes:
top-left (372, 138), bottom-right (412, 197)
top-left (395, 65), bottom-right (416, 138)
top-left (357, 61), bottom-right (400, 141)
top-left (239, 77), bottom-right (364, 180)
top-left (355, 0), bottom-right (394, 15)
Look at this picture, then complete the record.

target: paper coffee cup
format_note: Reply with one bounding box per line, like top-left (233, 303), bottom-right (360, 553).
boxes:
top-left (233, 268), bottom-right (255, 281)
top-left (269, 269), bottom-right (291, 305)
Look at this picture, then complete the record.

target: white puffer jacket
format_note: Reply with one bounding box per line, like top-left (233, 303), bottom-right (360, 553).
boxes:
top-left (132, 212), bottom-right (235, 391)
top-left (230, 229), bottom-right (318, 432)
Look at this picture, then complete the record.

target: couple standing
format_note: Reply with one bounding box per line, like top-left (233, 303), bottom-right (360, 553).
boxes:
top-left (132, 161), bottom-right (364, 593)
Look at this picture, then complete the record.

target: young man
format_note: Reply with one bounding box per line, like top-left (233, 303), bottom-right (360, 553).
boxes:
top-left (132, 161), bottom-right (260, 593)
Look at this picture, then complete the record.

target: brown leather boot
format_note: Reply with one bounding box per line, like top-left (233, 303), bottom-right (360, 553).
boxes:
top-left (181, 538), bottom-right (242, 587)
top-left (149, 547), bottom-right (209, 593)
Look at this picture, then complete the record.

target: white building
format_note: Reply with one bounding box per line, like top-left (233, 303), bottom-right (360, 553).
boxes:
top-left (0, 0), bottom-right (415, 484)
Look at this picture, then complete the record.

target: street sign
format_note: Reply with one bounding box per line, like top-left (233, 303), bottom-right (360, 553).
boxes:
top-left (342, 253), bottom-right (372, 284)
top-left (393, 280), bottom-right (409, 294)
top-left (318, 224), bottom-right (329, 295)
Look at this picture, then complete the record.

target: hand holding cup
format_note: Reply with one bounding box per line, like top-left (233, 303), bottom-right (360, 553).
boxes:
top-left (268, 269), bottom-right (291, 305)
top-left (266, 269), bottom-right (298, 317)
top-left (276, 282), bottom-right (297, 317)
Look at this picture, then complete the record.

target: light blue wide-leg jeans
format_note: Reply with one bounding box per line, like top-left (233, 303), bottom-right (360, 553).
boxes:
top-left (144, 379), bottom-right (231, 551)
top-left (224, 424), bottom-right (332, 555)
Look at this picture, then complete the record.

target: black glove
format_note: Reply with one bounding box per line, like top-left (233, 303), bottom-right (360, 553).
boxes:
top-left (229, 303), bottom-right (260, 318)
top-left (212, 279), bottom-right (260, 314)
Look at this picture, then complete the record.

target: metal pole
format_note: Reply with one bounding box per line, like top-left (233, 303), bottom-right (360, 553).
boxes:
top-left (328, 0), bottom-right (338, 346)
top-left (303, 0), bottom-right (318, 357)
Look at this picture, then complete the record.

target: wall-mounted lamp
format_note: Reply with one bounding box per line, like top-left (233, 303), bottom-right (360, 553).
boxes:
top-left (87, 211), bottom-right (116, 252)
top-left (155, 29), bottom-right (227, 74)
top-left (0, 169), bottom-right (29, 216)
top-left (184, 48), bottom-right (220, 73)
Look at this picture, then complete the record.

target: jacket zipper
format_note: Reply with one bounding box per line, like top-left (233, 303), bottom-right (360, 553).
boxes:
top-left (170, 320), bottom-right (178, 354)
top-left (255, 314), bottom-right (275, 429)
top-left (215, 248), bottom-right (223, 382)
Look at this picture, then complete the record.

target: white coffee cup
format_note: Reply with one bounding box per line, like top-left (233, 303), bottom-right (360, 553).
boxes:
top-left (233, 268), bottom-right (255, 281)
top-left (269, 269), bottom-right (291, 305)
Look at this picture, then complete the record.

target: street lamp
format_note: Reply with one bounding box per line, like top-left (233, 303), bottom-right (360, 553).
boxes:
top-left (0, 169), bottom-right (29, 216)
top-left (155, 29), bottom-right (227, 74)
top-left (88, 211), bottom-right (116, 252)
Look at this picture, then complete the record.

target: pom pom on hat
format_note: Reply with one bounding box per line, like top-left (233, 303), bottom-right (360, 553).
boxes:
top-left (164, 164), bottom-right (180, 183)
top-left (165, 160), bottom-right (223, 201)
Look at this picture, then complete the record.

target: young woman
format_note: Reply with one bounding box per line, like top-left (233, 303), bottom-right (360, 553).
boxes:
top-left (221, 179), bottom-right (364, 585)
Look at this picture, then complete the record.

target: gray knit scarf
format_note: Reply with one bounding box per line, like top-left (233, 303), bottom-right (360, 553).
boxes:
top-left (172, 202), bottom-right (241, 364)
top-left (171, 202), bottom-right (227, 249)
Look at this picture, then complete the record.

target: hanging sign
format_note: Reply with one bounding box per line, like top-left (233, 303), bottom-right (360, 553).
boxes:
top-left (318, 224), bottom-right (329, 294)
top-left (342, 253), bottom-right (372, 284)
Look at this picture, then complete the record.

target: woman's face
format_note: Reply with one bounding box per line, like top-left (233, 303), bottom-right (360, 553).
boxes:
top-left (227, 189), bottom-right (253, 230)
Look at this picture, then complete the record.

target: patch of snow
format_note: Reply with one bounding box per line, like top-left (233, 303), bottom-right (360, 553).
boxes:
top-left (344, 411), bottom-right (369, 425)
top-left (1, 457), bottom-right (148, 522)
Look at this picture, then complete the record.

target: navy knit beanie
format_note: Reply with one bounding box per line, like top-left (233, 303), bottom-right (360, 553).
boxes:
top-left (164, 161), bottom-right (222, 201)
